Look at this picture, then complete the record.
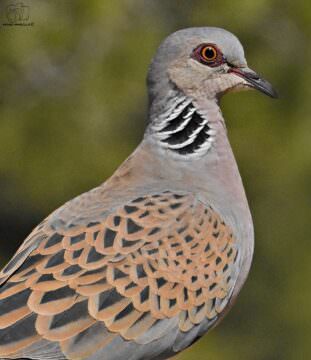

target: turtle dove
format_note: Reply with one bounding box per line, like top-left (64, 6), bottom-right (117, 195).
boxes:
top-left (0, 27), bottom-right (277, 360)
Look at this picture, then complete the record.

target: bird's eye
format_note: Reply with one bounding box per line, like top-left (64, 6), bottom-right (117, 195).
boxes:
top-left (191, 43), bottom-right (224, 67)
top-left (201, 46), bottom-right (217, 61)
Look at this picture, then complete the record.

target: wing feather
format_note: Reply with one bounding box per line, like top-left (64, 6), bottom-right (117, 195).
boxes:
top-left (0, 191), bottom-right (240, 359)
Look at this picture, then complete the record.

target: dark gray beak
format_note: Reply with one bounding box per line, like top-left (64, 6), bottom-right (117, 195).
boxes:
top-left (229, 67), bottom-right (278, 98)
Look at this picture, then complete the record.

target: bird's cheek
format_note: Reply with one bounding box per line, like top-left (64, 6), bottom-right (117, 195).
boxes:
top-left (168, 65), bottom-right (205, 93)
top-left (219, 75), bottom-right (250, 94)
top-left (201, 75), bottom-right (236, 95)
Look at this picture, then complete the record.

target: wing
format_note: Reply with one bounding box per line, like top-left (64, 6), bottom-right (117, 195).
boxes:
top-left (0, 191), bottom-right (240, 360)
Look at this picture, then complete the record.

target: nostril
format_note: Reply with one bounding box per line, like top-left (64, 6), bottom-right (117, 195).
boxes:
top-left (247, 72), bottom-right (260, 81)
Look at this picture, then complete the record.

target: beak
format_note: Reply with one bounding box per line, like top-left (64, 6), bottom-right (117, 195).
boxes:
top-left (229, 67), bottom-right (278, 98)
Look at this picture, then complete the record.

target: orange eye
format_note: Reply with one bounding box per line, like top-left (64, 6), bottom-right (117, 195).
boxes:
top-left (201, 45), bottom-right (218, 61)
top-left (191, 43), bottom-right (224, 67)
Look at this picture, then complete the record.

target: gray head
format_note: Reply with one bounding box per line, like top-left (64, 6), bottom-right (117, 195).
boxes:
top-left (145, 27), bottom-right (276, 160)
top-left (147, 27), bottom-right (277, 105)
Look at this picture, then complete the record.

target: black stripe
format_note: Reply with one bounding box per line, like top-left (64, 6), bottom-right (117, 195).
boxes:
top-left (0, 313), bottom-right (37, 346)
top-left (41, 285), bottom-right (75, 304)
top-left (0, 288), bottom-right (31, 314)
top-left (172, 125), bottom-right (211, 155)
top-left (162, 110), bottom-right (204, 146)
top-left (114, 303), bottom-right (134, 321)
top-left (158, 98), bottom-right (212, 155)
top-left (87, 247), bottom-right (105, 263)
top-left (160, 104), bottom-right (192, 133)
top-left (17, 253), bottom-right (45, 273)
top-left (45, 250), bottom-right (65, 268)
top-left (98, 288), bottom-right (123, 311)
top-left (50, 300), bottom-right (89, 330)
top-left (45, 233), bottom-right (63, 249)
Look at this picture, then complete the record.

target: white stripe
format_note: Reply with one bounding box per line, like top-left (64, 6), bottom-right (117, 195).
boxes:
top-left (151, 95), bottom-right (217, 158)
top-left (160, 106), bottom-right (196, 135)
top-left (166, 118), bottom-right (208, 149)
top-left (152, 97), bottom-right (191, 131)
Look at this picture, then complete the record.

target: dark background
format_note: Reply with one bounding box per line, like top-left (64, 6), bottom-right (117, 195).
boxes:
top-left (0, 1), bottom-right (310, 359)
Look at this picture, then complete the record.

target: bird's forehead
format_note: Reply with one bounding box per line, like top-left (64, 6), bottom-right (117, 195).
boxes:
top-left (158, 27), bottom-right (247, 67)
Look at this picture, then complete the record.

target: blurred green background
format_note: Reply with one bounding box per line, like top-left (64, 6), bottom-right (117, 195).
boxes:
top-left (0, 0), bottom-right (310, 359)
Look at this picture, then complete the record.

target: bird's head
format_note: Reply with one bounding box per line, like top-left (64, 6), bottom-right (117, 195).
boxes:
top-left (147, 27), bottom-right (277, 102)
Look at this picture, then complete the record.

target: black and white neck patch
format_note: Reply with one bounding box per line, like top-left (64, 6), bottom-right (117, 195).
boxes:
top-left (152, 96), bottom-right (216, 157)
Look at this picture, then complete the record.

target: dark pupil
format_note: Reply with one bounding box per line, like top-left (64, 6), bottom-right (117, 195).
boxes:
top-left (204, 47), bottom-right (215, 59)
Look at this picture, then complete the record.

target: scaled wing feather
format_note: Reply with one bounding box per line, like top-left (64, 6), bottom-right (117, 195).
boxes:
top-left (0, 191), bottom-right (240, 359)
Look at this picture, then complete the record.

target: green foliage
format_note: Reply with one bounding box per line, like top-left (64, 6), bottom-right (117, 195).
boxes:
top-left (0, 0), bottom-right (310, 358)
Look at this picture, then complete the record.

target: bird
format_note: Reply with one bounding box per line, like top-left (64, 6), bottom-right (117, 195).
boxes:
top-left (0, 27), bottom-right (277, 360)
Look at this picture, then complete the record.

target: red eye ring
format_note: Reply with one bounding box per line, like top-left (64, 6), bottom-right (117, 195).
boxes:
top-left (191, 43), bottom-right (224, 67)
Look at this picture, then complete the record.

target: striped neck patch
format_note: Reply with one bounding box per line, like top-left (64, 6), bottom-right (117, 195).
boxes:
top-left (152, 97), bottom-right (216, 157)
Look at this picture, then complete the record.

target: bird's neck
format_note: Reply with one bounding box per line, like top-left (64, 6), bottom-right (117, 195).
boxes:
top-left (103, 89), bottom-right (252, 244)
top-left (107, 88), bottom-right (246, 204)
top-left (140, 90), bottom-right (250, 214)
top-left (146, 88), bottom-right (231, 164)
